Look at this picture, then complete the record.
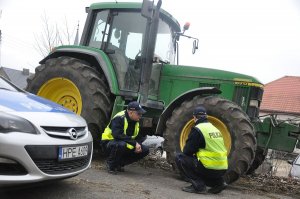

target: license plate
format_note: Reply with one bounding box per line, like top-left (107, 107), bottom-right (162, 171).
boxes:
top-left (58, 145), bottom-right (88, 160)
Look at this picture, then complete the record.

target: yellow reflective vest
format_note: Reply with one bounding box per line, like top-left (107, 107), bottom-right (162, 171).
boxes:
top-left (195, 123), bottom-right (228, 170)
top-left (102, 110), bottom-right (139, 149)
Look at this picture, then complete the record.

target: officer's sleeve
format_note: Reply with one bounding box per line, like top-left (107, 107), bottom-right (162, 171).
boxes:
top-left (134, 133), bottom-right (147, 144)
top-left (183, 127), bottom-right (205, 156)
top-left (111, 117), bottom-right (137, 146)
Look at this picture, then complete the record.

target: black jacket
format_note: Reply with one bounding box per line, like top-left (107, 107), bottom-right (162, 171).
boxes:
top-left (183, 118), bottom-right (207, 157)
top-left (110, 111), bottom-right (139, 146)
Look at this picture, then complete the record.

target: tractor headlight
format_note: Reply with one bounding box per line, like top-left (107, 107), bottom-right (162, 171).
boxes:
top-left (0, 112), bottom-right (38, 134)
top-left (249, 100), bottom-right (259, 108)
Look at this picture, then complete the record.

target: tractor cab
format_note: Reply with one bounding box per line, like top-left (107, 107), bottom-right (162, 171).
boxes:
top-left (82, 3), bottom-right (179, 94)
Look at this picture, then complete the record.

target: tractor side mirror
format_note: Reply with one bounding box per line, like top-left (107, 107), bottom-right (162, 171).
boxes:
top-left (192, 39), bottom-right (198, 54)
top-left (141, 0), bottom-right (154, 19)
top-left (85, 7), bottom-right (90, 13)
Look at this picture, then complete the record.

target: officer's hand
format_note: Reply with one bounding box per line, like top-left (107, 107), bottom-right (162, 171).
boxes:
top-left (135, 143), bottom-right (142, 153)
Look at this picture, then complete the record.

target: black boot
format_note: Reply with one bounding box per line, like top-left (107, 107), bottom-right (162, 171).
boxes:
top-left (116, 165), bottom-right (125, 172)
top-left (208, 183), bottom-right (227, 194)
top-left (182, 185), bottom-right (207, 194)
top-left (106, 163), bottom-right (117, 175)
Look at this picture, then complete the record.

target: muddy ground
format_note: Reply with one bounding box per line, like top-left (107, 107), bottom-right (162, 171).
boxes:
top-left (136, 152), bottom-right (300, 198)
top-left (1, 152), bottom-right (299, 199)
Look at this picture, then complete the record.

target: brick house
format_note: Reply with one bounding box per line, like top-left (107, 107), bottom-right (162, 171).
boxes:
top-left (260, 76), bottom-right (300, 123)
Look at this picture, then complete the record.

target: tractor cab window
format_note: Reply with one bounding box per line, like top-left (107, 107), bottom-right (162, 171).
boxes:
top-left (106, 12), bottom-right (147, 92)
top-left (155, 19), bottom-right (176, 64)
top-left (87, 10), bottom-right (146, 92)
top-left (148, 18), bottom-right (176, 97)
top-left (88, 10), bottom-right (109, 48)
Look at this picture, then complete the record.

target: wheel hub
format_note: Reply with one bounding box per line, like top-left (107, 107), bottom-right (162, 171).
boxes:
top-left (37, 77), bottom-right (82, 114)
top-left (58, 95), bottom-right (79, 113)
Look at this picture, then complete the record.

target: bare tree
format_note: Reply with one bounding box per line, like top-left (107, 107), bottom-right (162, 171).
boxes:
top-left (34, 12), bottom-right (77, 57)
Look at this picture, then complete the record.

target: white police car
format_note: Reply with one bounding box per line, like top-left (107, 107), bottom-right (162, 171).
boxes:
top-left (0, 76), bottom-right (93, 186)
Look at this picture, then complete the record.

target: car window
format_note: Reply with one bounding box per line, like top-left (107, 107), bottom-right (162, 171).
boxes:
top-left (0, 77), bottom-right (19, 92)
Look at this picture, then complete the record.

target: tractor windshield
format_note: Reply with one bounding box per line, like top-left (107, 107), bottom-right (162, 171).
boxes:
top-left (87, 9), bottom-right (175, 92)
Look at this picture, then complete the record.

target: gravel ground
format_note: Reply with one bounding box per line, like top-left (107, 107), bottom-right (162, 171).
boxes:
top-left (1, 151), bottom-right (299, 199)
top-left (136, 150), bottom-right (300, 198)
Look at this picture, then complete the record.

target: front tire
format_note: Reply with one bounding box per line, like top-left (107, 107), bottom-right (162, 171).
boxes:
top-left (164, 95), bottom-right (256, 183)
top-left (26, 56), bottom-right (113, 145)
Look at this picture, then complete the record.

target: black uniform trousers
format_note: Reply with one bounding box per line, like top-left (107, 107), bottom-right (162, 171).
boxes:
top-left (106, 140), bottom-right (149, 169)
top-left (175, 153), bottom-right (226, 191)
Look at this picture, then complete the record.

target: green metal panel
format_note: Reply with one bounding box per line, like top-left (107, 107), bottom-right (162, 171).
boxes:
top-left (158, 64), bottom-right (263, 106)
top-left (90, 2), bottom-right (142, 10)
top-left (110, 96), bottom-right (126, 119)
top-left (255, 118), bottom-right (298, 152)
top-left (198, 82), bottom-right (220, 89)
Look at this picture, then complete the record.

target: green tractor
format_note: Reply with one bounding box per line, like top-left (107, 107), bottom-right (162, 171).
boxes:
top-left (26, 0), bottom-right (300, 183)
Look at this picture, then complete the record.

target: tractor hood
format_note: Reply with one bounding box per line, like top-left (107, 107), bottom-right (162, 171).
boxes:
top-left (158, 64), bottom-right (264, 106)
top-left (161, 64), bottom-right (263, 84)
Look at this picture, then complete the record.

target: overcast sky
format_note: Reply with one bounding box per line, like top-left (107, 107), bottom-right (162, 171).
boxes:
top-left (1, 0), bottom-right (300, 84)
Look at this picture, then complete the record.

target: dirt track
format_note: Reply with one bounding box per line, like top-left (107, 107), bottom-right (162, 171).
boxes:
top-left (1, 155), bottom-right (299, 199)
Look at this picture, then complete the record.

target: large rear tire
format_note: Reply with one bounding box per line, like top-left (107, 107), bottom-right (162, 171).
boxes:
top-left (26, 56), bottom-right (113, 145)
top-left (164, 95), bottom-right (256, 183)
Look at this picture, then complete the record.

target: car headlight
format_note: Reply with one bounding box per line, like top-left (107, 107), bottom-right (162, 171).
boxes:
top-left (0, 112), bottom-right (38, 134)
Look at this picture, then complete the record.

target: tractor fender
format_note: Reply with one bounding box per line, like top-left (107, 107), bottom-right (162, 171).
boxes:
top-left (39, 47), bottom-right (119, 94)
top-left (156, 87), bottom-right (221, 135)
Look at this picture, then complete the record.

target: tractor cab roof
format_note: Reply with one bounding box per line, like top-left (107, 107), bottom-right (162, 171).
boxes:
top-left (89, 2), bottom-right (181, 32)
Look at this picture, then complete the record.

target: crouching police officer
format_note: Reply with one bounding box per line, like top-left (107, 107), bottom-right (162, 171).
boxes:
top-left (101, 101), bottom-right (149, 174)
top-left (175, 106), bottom-right (228, 194)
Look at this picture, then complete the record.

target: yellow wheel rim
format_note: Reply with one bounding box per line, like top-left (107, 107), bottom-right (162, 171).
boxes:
top-left (37, 78), bottom-right (82, 114)
top-left (180, 115), bottom-right (232, 155)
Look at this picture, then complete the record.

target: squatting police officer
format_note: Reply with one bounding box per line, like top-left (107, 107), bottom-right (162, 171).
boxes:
top-left (175, 106), bottom-right (228, 194)
top-left (101, 101), bottom-right (149, 174)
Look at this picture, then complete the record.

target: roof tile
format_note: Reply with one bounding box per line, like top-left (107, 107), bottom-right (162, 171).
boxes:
top-left (260, 76), bottom-right (300, 115)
